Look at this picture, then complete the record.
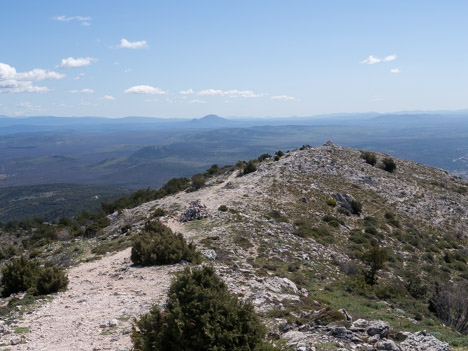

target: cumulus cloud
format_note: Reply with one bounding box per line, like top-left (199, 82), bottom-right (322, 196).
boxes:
top-left (100, 95), bottom-right (115, 100)
top-left (271, 95), bottom-right (297, 101)
top-left (390, 68), bottom-right (400, 73)
top-left (69, 88), bottom-right (94, 94)
top-left (189, 99), bottom-right (206, 104)
top-left (117, 39), bottom-right (148, 49)
top-left (0, 62), bottom-right (64, 93)
top-left (124, 85), bottom-right (166, 95)
top-left (361, 54), bottom-right (397, 64)
top-left (58, 57), bottom-right (96, 69)
top-left (53, 15), bottom-right (92, 26)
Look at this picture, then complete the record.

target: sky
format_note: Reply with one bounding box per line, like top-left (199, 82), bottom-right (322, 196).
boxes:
top-left (1, 0), bottom-right (468, 118)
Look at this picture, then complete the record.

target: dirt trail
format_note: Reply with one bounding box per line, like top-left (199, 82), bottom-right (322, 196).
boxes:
top-left (6, 248), bottom-right (179, 351)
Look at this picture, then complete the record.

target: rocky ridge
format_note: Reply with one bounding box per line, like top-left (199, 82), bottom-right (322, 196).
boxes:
top-left (1, 142), bottom-right (467, 350)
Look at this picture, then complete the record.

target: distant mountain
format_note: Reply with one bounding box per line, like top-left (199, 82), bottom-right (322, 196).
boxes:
top-left (188, 114), bottom-right (234, 128)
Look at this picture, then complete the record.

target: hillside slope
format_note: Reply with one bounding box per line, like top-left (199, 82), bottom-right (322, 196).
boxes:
top-left (1, 142), bottom-right (467, 350)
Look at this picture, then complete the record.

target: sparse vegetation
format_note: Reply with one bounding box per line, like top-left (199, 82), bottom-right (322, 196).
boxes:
top-left (361, 151), bottom-right (377, 166)
top-left (382, 157), bottom-right (397, 173)
top-left (131, 220), bottom-right (201, 266)
top-left (1, 256), bottom-right (68, 297)
top-left (243, 160), bottom-right (257, 175)
top-left (131, 266), bottom-right (271, 351)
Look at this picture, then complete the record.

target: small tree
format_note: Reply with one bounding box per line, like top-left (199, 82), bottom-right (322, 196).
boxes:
top-left (360, 245), bottom-right (388, 285)
top-left (382, 157), bottom-right (397, 173)
top-left (350, 200), bottom-right (363, 215)
top-left (132, 266), bottom-right (270, 351)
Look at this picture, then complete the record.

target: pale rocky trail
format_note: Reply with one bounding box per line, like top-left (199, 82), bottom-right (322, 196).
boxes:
top-left (4, 248), bottom-right (179, 351)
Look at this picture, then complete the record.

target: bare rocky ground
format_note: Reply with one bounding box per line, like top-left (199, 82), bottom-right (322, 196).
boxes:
top-left (2, 249), bottom-right (179, 351)
top-left (1, 143), bottom-right (466, 350)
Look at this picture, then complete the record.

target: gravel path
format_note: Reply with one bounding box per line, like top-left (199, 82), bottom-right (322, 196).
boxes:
top-left (7, 248), bottom-right (179, 351)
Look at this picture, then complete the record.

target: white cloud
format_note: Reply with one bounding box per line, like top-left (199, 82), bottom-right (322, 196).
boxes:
top-left (53, 15), bottom-right (92, 26)
top-left (383, 55), bottom-right (397, 62)
top-left (69, 88), bottom-right (94, 94)
top-left (100, 95), bottom-right (115, 100)
top-left (0, 62), bottom-right (64, 93)
top-left (189, 99), bottom-right (206, 104)
top-left (124, 85), bottom-right (166, 95)
top-left (180, 89), bottom-right (194, 95)
top-left (58, 57), bottom-right (96, 69)
top-left (271, 95), bottom-right (297, 101)
top-left (124, 68), bottom-right (132, 73)
top-left (72, 73), bottom-right (85, 80)
top-left (361, 54), bottom-right (397, 64)
top-left (197, 89), bottom-right (264, 98)
top-left (117, 38), bottom-right (148, 49)
top-left (390, 68), bottom-right (400, 73)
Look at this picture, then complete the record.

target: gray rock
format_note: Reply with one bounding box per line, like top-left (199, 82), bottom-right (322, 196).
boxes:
top-left (376, 339), bottom-right (401, 350)
top-left (367, 320), bottom-right (390, 338)
top-left (201, 249), bottom-right (217, 261)
top-left (400, 330), bottom-right (450, 351)
top-left (180, 200), bottom-right (210, 222)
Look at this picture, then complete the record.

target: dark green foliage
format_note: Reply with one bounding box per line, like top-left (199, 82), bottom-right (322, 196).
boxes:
top-left (152, 208), bottom-right (166, 218)
top-left (190, 174), bottom-right (206, 190)
top-left (102, 178), bottom-right (190, 214)
top-left (218, 205), bottom-right (228, 212)
top-left (1, 256), bottom-right (68, 297)
top-left (313, 307), bottom-right (346, 325)
top-left (350, 200), bottom-right (362, 215)
top-left (243, 161), bottom-right (257, 175)
top-left (205, 164), bottom-right (219, 175)
top-left (322, 215), bottom-right (343, 228)
top-left (131, 221), bottom-right (201, 266)
top-left (382, 157), bottom-right (397, 173)
top-left (132, 266), bottom-right (269, 351)
top-left (361, 151), bottom-right (377, 166)
top-left (268, 210), bottom-right (289, 223)
top-left (275, 150), bottom-right (284, 157)
top-left (257, 153), bottom-right (271, 162)
top-left (405, 273), bottom-right (428, 300)
top-left (359, 246), bottom-right (388, 285)
top-left (294, 221), bottom-right (334, 244)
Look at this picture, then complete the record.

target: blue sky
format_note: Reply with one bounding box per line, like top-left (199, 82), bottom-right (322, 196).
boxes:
top-left (1, 0), bottom-right (468, 118)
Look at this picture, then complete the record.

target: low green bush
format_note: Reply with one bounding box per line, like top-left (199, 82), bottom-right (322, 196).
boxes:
top-left (382, 157), bottom-right (397, 173)
top-left (132, 266), bottom-right (272, 351)
top-left (1, 256), bottom-right (68, 297)
top-left (361, 151), bottom-right (377, 166)
top-left (131, 221), bottom-right (201, 266)
top-left (243, 161), bottom-right (257, 175)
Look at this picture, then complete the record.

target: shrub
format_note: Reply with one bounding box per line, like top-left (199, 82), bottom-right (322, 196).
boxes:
top-left (131, 221), bottom-right (201, 266)
top-left (190, 174), bottom-right (206, 190)
top-left (218, 205), bottom-right (228, 212)
top-left (313, 307), bottom-right (346, 325)
top-left (350, 200), bottom-right (363, 215)
top-left (361, 151), bottom-right (377, 166)
top-left (359, 245), bottom-right (388, 285)
top-left (243, 161), bottom-right (257, 175)
top-left (205, 164), bottom-right (219, 175)
top-left (382, 157), bottom-right (397, 173)
top-left (132, 266), bottom-right (270, 351)
top-left (258, 153), bottom-right (271, 162)
top-left (322, 215), bottom-right (343, 228)
top-left (326, 199), bottom-right (337, 207)
top-left (1, 256), bottom-right (68, 297)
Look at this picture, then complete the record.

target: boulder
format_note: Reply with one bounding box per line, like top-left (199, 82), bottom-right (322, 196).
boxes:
top-left (180, 200), bottom-right (210, 222)
top-left (367, 320), bottom-right (390, 338)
